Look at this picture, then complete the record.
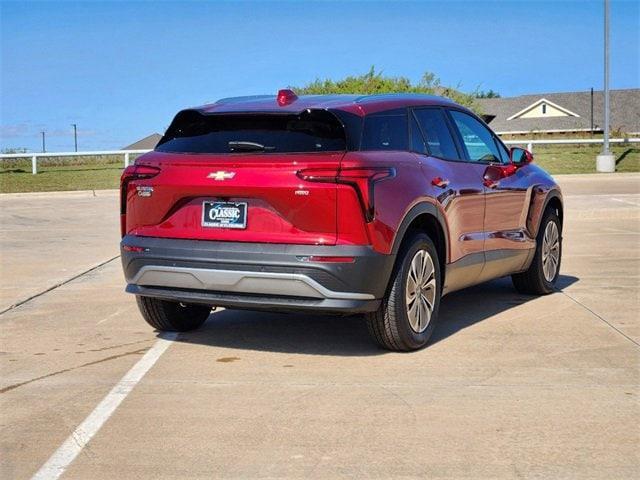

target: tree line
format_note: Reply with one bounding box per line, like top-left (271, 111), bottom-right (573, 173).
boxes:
top-left (291, 66), bottom-right (500, 112)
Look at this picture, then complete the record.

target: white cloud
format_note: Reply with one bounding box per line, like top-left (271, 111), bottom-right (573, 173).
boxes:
top-left (0, 124), bottom-right (30, 138)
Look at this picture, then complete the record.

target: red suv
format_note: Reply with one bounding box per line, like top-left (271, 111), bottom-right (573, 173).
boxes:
top-left (120, 90), bottom-right (563, 351)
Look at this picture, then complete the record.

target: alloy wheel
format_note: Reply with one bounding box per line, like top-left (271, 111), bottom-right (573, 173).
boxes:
top-left (405, 250), bottom-right (437, 333)
top-left (542, 221), bottom-right (560, 282)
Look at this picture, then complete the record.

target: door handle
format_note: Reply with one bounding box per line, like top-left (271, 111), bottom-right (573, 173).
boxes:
top-left (431, 177), bottom-right (450, 188)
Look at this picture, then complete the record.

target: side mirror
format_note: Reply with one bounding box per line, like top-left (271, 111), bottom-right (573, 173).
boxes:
top-left (510, 147), bottom-right (533, 166)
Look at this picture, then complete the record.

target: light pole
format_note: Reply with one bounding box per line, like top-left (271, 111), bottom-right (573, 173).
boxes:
top-left (41, 131), bottom-right (46, 153)
top-left (72, 123), bottom-right (78, 152)
top-left (597, 0), bottom-right (615, 172)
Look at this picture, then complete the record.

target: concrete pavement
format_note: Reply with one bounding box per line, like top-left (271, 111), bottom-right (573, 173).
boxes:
top-left (1, 174), bottom-right (638, 479)
top-left (0, 190), bottom-right (120, 312)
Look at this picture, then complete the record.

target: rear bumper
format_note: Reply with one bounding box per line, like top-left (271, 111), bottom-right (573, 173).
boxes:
top-left (121, 236), bottom-right (395, 314)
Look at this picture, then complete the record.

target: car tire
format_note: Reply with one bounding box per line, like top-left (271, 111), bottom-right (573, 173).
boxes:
top-left (366, 233), bottom-right (441, 351)
top-left (512, 210), bottom-right (562, 295)
top-left (136, 296), bottom-right (211, 332)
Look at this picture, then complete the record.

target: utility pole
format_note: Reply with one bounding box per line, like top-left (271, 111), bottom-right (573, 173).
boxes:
top-left (72, 123), bottom-right (78, 152)
top-left (597, 0), bottom-right (615, 172)
top-left (41, 131), bottom-right (46, 153)
top-left (603, 0), bottom-right (610, 155)
top-left (590, 87), bottom-right (594, 136)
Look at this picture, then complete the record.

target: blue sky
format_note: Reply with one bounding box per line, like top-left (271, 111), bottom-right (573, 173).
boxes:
top-left (1, 0), bottom-right (638, 152)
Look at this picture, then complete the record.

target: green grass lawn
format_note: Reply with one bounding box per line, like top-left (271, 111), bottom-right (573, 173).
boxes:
top-left (1, 146), bottom-right (638, 193)
top-left (0, 154), bottom-right (142, 193)
top-left (1, 162), bottom-right (123, 193)
top-left (526, 144), bottom-right (639, 175)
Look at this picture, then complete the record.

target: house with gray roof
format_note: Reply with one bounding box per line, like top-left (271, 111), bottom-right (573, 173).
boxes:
top-left (122, 133), bottom-right (162, 150)
top-left (477, 89), bottom-right (640, 137)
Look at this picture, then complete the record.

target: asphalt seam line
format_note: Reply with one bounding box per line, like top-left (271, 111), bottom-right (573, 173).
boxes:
top-left (0, 256), bottom-right (120, 316)
top-left (0, 345), bottom-right (151, 394)
top-left (30, 332), bottom-right (178, 480)
top-left (558, 290), bottom-right (640, 348)
top-left (610, 197), bottom-right (640, 206)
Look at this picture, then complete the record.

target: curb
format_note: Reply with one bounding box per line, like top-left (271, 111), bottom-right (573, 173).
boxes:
top-left (0, 189), bottom-right (119, 198)
top-left (554, 172), bottom-right (640, 180)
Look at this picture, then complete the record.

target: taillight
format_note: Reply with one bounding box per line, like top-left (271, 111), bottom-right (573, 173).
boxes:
top-left (297, 167), bottom-right (395, 222)
top-left (121, 164), bottom-right (161, 183)
top-left (295, 168), bottom-right (339, 183)
top-left (120, 164), bottom-right (160, 236)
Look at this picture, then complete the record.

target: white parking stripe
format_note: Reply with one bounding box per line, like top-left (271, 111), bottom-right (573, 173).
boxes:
top-left (95, 305), bottom-right (133, 325)
top-left (31, 332), bottom-right (178, 480)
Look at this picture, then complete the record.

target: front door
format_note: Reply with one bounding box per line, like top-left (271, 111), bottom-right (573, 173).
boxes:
top-left (447, 109), bottom-right (533, 281)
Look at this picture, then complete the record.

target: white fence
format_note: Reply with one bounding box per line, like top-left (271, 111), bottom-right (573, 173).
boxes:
top-left (0, 149), bottom-right (150, 174)
top-left (1, 138), bottom-right (639, 175)
top-left (503, 137), bottom-right (640, 153)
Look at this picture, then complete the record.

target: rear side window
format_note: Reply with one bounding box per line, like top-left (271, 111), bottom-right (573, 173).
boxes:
top-left (412, 108), bottom-right (459, 159)
top-left (156, 110), bottom-right (346, 154)
top-left (360, 110), bottom-right (408, 151)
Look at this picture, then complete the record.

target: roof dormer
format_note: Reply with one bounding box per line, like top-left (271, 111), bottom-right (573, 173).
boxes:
top-left (507, 98), bottom-right (580, 120)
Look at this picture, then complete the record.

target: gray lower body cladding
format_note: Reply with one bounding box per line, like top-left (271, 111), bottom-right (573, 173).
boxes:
top-left (121, 236), bottom-right (396, 314)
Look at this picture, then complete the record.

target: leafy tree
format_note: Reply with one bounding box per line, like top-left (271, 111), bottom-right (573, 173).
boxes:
top-left (475, 89), bottom-right (501, 98)
top-left (292, 66), bottom-right (480, 111)
top-left (2, 147), bottom-right (28, 154)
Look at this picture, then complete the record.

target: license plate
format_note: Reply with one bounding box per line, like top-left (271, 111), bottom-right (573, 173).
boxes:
top-left (202, 201), bottom-right (247, 229)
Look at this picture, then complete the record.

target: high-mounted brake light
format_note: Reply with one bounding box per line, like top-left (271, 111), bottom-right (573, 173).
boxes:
top-left (277, 89), bottom-right (298, 106)
top-left (296, 167), bottom-right (395, 222)
top-left (120, 164), bottom-right (161, 237)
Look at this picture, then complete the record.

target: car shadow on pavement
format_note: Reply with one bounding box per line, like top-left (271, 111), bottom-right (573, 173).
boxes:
top-left (176, 308), bottom-right (382, 356)
top-left (432, 274), bottom-right (579, 346)
top-left (171, 274), bottom-right (578, 356)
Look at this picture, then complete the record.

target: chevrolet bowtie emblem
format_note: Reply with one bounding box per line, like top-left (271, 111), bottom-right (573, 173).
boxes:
top-left (207, 171), bottom-right (236, 181)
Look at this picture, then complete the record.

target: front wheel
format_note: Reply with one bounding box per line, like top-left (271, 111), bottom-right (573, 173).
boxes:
top-left (512, 210), bottom-right (562, 295)
top-left (366, 233), bottom-right (441, 351)
top-left (136, 296), bottom-right (212, 332)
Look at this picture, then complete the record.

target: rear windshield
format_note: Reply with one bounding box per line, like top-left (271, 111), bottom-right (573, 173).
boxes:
top-left (156, 110), bottom-right (346, 154)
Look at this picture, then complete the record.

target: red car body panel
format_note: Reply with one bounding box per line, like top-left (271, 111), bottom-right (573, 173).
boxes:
top-left (126, 151), bottom-right (343, 246)
top-left (121, 93), bottom-right (562, 307)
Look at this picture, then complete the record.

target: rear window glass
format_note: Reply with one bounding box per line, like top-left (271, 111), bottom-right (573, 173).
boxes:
top-left (360, 110), bottom-right (408, 151)
top-left (156, 110), bottom-right (346, 154)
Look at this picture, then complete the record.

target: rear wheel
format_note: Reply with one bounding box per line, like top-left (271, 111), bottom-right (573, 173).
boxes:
top-left (366, 233), bottom-right (441, 351)
top-left (136, 296), bottom-right (211, 332)
top-left (512, 210), bottom-right (562, 295)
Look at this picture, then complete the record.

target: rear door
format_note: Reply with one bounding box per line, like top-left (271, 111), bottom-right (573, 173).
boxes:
top-left (411, 108), bottom-right (486, 290)
top-left (122, 110), bottom-right (346, 245)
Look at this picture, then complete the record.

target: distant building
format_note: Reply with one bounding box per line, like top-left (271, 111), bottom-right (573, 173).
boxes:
top-left (477, 89), bottom-right (640, 137)
top-left (122, 133), bottom-right (162, 150)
